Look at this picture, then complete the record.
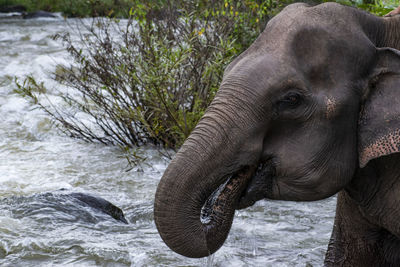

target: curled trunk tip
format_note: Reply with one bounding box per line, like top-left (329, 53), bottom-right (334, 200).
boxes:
top-left (154, 165), bottom-right (256, 258)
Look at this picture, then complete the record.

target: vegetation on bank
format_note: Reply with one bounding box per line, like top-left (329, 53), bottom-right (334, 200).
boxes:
top-left (13, 1), bottom-right (399, 160)
top-left (1, 0), bottom-right (397, 17)
top-left (334, 0), bottom-right (398, 16)
top-left (16, 0), bottom-right (287, 150)
top-left (0, 0), bottom-right (134, 17)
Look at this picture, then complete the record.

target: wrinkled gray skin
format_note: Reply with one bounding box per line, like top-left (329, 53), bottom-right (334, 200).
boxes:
top-left (154, 3), bottom-right (400, 265)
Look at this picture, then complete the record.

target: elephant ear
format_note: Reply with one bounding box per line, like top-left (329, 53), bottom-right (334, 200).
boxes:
top-left (359, 48), bottom-right (400, 168)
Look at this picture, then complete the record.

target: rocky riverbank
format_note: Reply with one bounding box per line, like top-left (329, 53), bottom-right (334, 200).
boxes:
top-left (0, 5), bottom-right (61, 19)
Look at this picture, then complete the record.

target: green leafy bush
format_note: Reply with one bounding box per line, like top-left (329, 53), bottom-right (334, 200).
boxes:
top-left (328, 0), bottom-right (397, 16)
top-left (16, 1), bottom-right (296, 151)
top-left (0, 0), bottom-right (134, 17)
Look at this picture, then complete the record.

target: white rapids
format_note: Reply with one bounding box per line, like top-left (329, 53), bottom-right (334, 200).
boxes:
top-left (0, 16), bottom-right (335, 266)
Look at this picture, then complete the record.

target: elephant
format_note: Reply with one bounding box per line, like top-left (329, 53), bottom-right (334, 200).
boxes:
top-left (154, 2), bottom-right (400, 265)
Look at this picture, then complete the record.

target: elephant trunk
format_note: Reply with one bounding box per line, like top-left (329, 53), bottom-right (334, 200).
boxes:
top-left (154, 74), bottom-right (265, 257)
top-left (154, 161), bottom-right (255, 257)
top-left (154, 94), bottom-right (261, 257)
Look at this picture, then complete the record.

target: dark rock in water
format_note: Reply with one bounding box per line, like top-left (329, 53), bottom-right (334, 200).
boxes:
top-left (69, 192), bottom-right (128, 224)
top-left (1, 191), bottom-right (128, 224)
top-left (0, 5), bottom-right (27, 13)
top-left (0, 13), bottom-right (23, 19)
top-left (0, 7), bottom-right (59, 20)
top-left (23, 10), bottom-right (58, 19)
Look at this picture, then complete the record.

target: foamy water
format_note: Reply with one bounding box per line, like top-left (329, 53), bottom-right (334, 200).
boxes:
top-left (0, 17), bottom-right (336, 266)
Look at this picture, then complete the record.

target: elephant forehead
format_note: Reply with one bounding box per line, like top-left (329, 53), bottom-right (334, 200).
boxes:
top-left (264, 2), bottom-right (370, 60)
top-left (222, 9), bottom-right (368, 92)
top-left (221, 53), bottom-right (300, 92)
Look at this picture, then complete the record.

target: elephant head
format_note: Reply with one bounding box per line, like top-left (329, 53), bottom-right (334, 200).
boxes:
top-left (154, 3), bottom-right (400, 258)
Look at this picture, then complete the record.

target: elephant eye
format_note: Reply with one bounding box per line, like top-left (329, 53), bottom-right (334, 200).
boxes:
top-left (278, 92), bottom-right (302, 109)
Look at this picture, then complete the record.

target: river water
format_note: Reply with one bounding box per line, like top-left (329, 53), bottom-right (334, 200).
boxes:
top-left (0, 16), bottom-right (336, 266)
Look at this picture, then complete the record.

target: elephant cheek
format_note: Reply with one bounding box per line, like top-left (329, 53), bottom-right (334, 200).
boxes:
top-left (325, 96), bottom-right (338, 119)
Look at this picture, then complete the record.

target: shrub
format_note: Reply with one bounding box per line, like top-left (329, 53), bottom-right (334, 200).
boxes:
top-left (0, 0), bottom-right (134, 17)
top-left (16, 0), bottom-right (302, 153)
top-left (329, 0), bottom-right (397, 16)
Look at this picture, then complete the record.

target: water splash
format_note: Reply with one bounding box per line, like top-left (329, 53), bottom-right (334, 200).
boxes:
top-left (206, 253), bottom-right (215, 267)
top-left (252, 222), bottom-right (258, 257)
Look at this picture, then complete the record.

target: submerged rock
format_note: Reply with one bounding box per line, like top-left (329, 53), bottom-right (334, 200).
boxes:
top-left (23, 11), bottom-right (58, 19)
top-left (0, 8), bottom-right (61, 20)
top-left (1, 191), bottom-right (129, 224)
top-left (68, 192), bottom-right (128, 224)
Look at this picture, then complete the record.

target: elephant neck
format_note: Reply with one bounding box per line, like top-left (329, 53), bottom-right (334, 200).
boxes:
top-left (325, 190), bottom-right (397, 266)
top-left (329, 154), bottom-right (400, 265)
top-left (345, 154), bottom-right (400, 238)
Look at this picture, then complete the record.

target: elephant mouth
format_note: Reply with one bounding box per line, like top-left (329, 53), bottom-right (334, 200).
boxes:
top-left (200, 166), bottom-right (255, 227)
top-left (200, 161), bottom-right (275, 227)
top-left (237, 161), bottom-right (275, 209)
